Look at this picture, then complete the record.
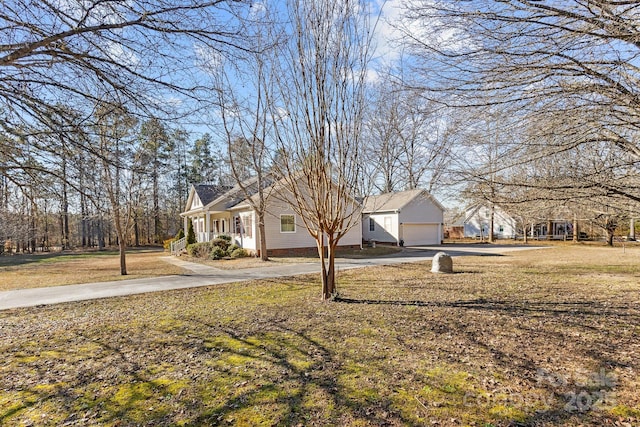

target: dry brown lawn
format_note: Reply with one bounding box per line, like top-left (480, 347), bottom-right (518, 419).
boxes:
top-left (0, 249), bottom-right (184, 291)
top-left (0, 245), bottom-right (638, 426)
top-left (182, 245), bottom-right (402, 270)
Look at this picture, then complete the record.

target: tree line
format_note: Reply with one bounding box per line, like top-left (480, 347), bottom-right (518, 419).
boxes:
top-left (401, 0), bottom-right (640, 243)
top-left (2, 0), bottom-right (639, 293)
top-left (0, 113), bottom-right (231, 254)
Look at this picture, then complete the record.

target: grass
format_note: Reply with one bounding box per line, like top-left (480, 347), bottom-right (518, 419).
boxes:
top-left (0, 248), bottom-right (185, 291)
top-left (0, 245), bottom-right (639, 426)
top-left (180, 245), bottom-right (402, 269)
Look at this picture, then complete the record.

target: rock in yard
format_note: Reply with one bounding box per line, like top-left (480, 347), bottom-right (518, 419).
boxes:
top-left (431, 252), bottom-right (453, 273)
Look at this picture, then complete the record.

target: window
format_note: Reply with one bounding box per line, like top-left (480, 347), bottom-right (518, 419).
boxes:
top-left (280, 214), bottom-right (296, 233)
top-left (234, 216), bottom-right (242, 234)
top-left (384, 216), bottom-right (392, 231)
top-left (242, 215), bottom-right (253, 238)
top-left (369, 217), bottom-right (375, 231)
top-left (499, 225), bottom-right (504, 233)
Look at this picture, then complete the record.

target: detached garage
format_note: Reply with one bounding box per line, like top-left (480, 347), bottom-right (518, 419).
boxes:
top-left (362, 189), bottom-right (445, 246)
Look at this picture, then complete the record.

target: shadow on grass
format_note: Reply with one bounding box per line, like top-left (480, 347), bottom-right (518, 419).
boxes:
top-left (334, 296), bottom-right (640, 319)
top-left (333, 295), bottom-right (637, 425)
top-left (183, 321), bottom-right (422, 426)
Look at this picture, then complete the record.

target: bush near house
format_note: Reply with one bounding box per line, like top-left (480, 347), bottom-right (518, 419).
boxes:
top-left (186, 220), bottom-right (196, 245)
top-left (163, 238), bottom-right (175, 250)
top-left (210, 246), bottom-right (226, 260)
top-left (212, 237), bottom-right (231, 252)
top-left (186, 242), bottom-right (212, 258)
top-left (186, 236), bottom-right (249, 260)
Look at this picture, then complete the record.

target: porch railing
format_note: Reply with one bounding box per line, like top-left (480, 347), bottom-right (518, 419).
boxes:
top-left (198, 232), bottom-right (242, 245)
top-left (170, 237), bottom-right (187, 255)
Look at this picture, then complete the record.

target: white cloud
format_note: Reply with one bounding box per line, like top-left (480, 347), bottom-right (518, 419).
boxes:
top-left (193, 44), bottom-right (223, 74)
top-left (249, 2), bottom-right (267, 19)
top-left (107, 42), bottom-right (139, 68)
top-left (372, 0), bottom-right (407, 65)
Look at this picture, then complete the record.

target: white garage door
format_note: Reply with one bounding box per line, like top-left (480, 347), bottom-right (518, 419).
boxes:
top-left (402, 224), bottom-right (440, 246)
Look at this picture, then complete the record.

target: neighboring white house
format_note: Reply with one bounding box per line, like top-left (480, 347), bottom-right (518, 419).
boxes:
top-left (361, 189), bottom-right (445, 246)
top-left (463, 204), bottom-right (517, 239)
top-left (177, 178), bottom-right (362, 256)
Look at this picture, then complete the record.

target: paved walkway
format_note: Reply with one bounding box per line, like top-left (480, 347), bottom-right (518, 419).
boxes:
top-left (0, 245), bottom-right (544, 311)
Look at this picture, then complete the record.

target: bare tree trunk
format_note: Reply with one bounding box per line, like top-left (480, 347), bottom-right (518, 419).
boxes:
top-left (134, 212), bottom-right (140, 247)
top-left (488, 205), bottom-right (495, 243)
top-left (573, 214), bottom-right (579, 243)
top-left (118, 237), bottom-right (127, 275)
top-left (61, 154), bottom-right (70, 249)
top-left (316, 234), bottom-right (331, 300)
top-left (257, 213), bottom-right (268, 261)
top-left (29, 198), bottom-right (36, 253)
top-left (153, 171), bottom-right (160, 244)
top-left (81, 198), bottom-right (87, 247)
top-left (97, 217), bottom-right (105, 251)
top-left (326, 239), bottom-right (337, 298)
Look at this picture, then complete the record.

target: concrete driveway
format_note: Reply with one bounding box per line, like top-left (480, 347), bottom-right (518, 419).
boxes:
top-left (0, 244), bottom-right (544, 311)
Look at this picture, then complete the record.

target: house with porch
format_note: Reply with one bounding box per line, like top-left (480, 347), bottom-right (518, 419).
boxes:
top-left (463, 203), bottom-right (518, 239)
top-left (172, 178), bottom-right (362, 257)
top-left (531, 219), bottom-right (574, 240)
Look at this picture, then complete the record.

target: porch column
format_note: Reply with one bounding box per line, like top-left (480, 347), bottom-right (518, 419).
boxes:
top-left (630, 218), bottom-right (636, 240)
top-left (183, 216), bottom-right (188, 236)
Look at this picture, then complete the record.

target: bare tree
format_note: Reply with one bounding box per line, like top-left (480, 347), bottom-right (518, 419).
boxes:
top-left (365, 76), bottom-right (451, 193)
top-left (214, 6), bottom-right (281, 262)
top-left (0, 1), bottom-right (250, 245)
top-left (269, 0), bottom-right (375, 300)
top-left (95, 101), bottom-right (138, 275)
top-left (139, 118), bottom-right (173, 244)
top-left (403, 0), bottom-right (640, 207)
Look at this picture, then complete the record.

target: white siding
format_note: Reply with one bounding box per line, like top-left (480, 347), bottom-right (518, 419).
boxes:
top-left (191, 193), bottom-right (202, 209)
top-left (262, 201), bottom-right (317, 250)
top-left (341, 219), bottom-right (363, 247)
top-left (399, 194), bottom-right (444, 224)
top-left (464, 205), bottom-right (516, 239)
top-left (362, 192), bottom-right (444, 245)
top-left (233, 210), bottom-right (257, 251)
top-left (362, 212), bottom-right (399, 243)
top-left (262, 198), bottom-right (362, 250)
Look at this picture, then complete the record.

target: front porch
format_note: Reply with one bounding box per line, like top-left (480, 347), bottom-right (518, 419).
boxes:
top-left (531, 220), bottom-right (573, 240)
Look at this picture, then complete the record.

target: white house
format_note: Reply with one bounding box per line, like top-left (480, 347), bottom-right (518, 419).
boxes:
top-left (176, 178), bottom-right (362, 257)
top-left (463, 203), bottom-right (517, 239)
top-left (361, 189), bottom-right (445, 246)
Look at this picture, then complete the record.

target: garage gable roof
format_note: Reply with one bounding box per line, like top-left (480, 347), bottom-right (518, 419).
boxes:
top-left (363, 189), bottom-right (444, 213)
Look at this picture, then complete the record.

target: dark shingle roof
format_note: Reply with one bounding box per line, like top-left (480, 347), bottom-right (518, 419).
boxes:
top-left (193, 184), bottom-right (230, 206)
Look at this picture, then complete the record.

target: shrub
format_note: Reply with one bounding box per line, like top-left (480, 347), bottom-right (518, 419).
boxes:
top-left (187, 242), bottom-right (212, 258)
top-left (230, 247), bottom-right (249, 259)
top-left (218, 234), bottom-right (232, 242)
top-left (186, 220), bottom-right (196, 245)
top-left (163, 238), bottom-right (175, 250)
top-left (175, 229), bottom-right (185, 240)
top-left (212, 237), bottom-right (231, 252)
top-left (210, 245), bottom-right (227, 260)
